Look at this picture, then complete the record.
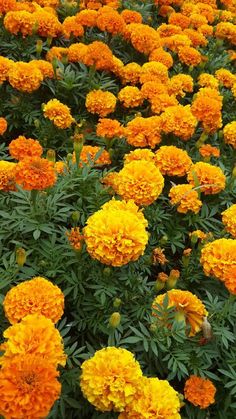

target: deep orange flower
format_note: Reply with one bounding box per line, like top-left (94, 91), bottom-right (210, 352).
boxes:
top-left (0, 0), bottom-right (16, 14)
top-left (161, 34), bottom-right (191, 52)
top-left (183, 28), bottom-right (207, 47)
top-left (9, 136), bottom-right (43, 160)
top-left (83, 41), bottom-right (114, 71)
top-left (168, 74), bottom-right (193, 97)
top-left (33, 10), bottom-right (62, 38)
top-left (120, 9), bottom-right (142, 24)
top-left (96, 6), bottom-right (125, 35)
top-left (125, 116), bottom-right (162, 148)
top-left (8, 61), bottom-right (43, 93)
top-left (223, 121), bottom-right (236, 148)
top-left (222, 204), bottom-right (236, 238)
top-left (126, 23), bottom-right (162, 54)
top-left (120, 62), bottom-right (142, 85)
top-left (140, 61), bottom-right (169, 85)
top-left (150, 94), bottom-right (178, 114)
top-left (118, 86), bottom-right (144, 108)
top-left (75, 9), bottom-right (98, 26)
top-left (0, 161), bottom-right (16, 191)
top-left (0, 117), bottom-right (7, 135)
top-left (67, 227), bottom-right (84, 251)
top-left (46, 46), bottom-right (69, 62)
top-left (215, 22), bottom-right (236, 45)
top-left (30, 59), bottom-right (54, 79)
top-left (43, 99), bottom-right (75, 129)
top-left (199, 144), bottom-right (220, 158)
top-left (169, 184), bottom-right (202, 214)
top-left (0, 56), bottom-right (13, 84)
top-left (161, 105), bottom-right (197, 141)
top-left (178, 46), bottom-right (202, 66)
top-left (168, 12), bottom-right (190, 29)
top-left (96, 118), bottom-right (124, 139)
top-left (191, 90), bottom-right (222, 133)
top-left (155, 146), bottom-right (192, 177)
top-left (157, 23), bottom-right (182, 38)
top-left (72, 145), bottom-right (111, 166)
top-left (62, 16), bottom-right (84, 39)
top-left (0, 355), bottom-right (61, 419)
top-left (184, 376), bottom-right (216, 409)
top-left (15, 157), bottom-right (56, 191)
top-left (187, 162), bottom-right (226, 195)
top-left (4, 10), bottom-right (35, 37)
top-left (86, 90), bottom-right (117, 117)
top-left (149, 47), bottom-right (173, 69)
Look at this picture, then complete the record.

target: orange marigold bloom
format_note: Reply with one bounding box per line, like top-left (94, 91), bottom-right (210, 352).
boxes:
top-left (198, 73), bottom-right (219, 89)
top-left (0, 56), bottom-right (13, 84)
top-left (149, 47), bottom-right (173, 69)
top-left (67, 43), bottom-right (88, 63)
top-left (161, 104), bottom-right (197, 141)
top-left (9, 136), bottom-right (43, 160)
top-left (140, 61), bottom-right (169, 84)
top-left (125, 116), bottom-right (162, 148)
top-left (155, 146), bottom-right (192, 177)
top-left (96, 118), bottom-right (124, 139)
top-left (201, 238), bottom-right (236, 282)
top-left (169, 184), bottom-right (202, 214)
top-left (62, 16), bottom-right (84, 39)
top-left (113, 160), bottom-right (164, 206)
top-left (190, 13), bottom-right (208, 29)
top-left (153, 247), bottom-right (168, 265)
top-left (184, 376), bottom-right (216, 409)
top-left (183, 28), bottom-right (207, 47)
top-left (168, 74), bottom-right (193, 97)
top-left (159, 5), bottom-right (175, 17)
top-left (3, 277), bottom-right (64, 324)
top-left (118, 86), bottom-right (144, 108)
top-left (120, 62), bottom-right (142, 85)
top-left (86, 90), bottom-right (117, 117)
top-left (34, 0), bottom-right (59, 6)
top-left (223, 121), bottom-right (236, 148)
top-left (0, 0), bottom-right (16, 13)
top-left (4, 10), bottom-right (35, 36)
top-left (66, 227), bottom-right (84, 251)
top-left (215, 68), bottom-right (236, 88)
top-left (33, 10), bottom-right (62, 38)
top-left (0, 117), bottom-right (7, 135)
top-left (84, 199), bottom-right (148, 266)
top-left (222, 204), bottom-right (236, 238)
top-left (126, 23), bottom-right (162, 54)
top-left (178, 46), bottom-right (202, 66)
top-left (120, 9), bottom-right (142, 24)
top-left (168, 12), bottom-right (191, 29)
top-left (191, 92), bottom-right (222, 133)
top-left (215, 22), bottom-right (236, 45)
top-left (46, 46), bottom-right (68, 62)
top-left (72, 145), bottom-right (111, 166)
top-left (223, 265), bottom-right (236, 295)
top-left (150, 94), bottom-right (178, 114)
top-left (161, 34), bottom-right (191, 52)
top-left (187, 162), bottom-right (226, 195)
top-left (54, 161), bottom-right (67, 174)
top-left (75, 9), bottom-right (98, 26)
top-left (1, 314), bottom-right (66, 367)
top-left (189, 230), bottom-right (207, 241)
top-left (15, 157), bottom-right (56, 191)
top-left (83, 41), bottom-right (114, 71)
top-left (43, 98), bottom-right (74, 129)
top-left (156, 23), bottom-right (182, 38)
top-left (30, 59), bottom-right (54, 79)
top-left (199, 144), bottom-right (220, 158)
top-left (124, 149), bottom-right (155, 165)
top-left (152, 289), bottom-right (207, 336)
top-left (8, 61), bottom-right (43, 93)
top-left (0, 354), bottom-right (61, 419)
top-left (0, 161), bottom-right (16, 191)
top-left (96, 6), bottom-right (125, 34)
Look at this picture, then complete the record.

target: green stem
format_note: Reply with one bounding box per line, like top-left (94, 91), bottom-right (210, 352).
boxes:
top-left (31, 189), bottom-right (38, 213)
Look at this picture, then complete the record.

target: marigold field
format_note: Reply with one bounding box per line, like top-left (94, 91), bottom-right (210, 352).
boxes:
top-left (0, 0), bottom-right (236, 418)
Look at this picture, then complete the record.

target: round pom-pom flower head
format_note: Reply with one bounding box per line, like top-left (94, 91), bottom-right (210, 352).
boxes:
top-left (184, 375), bottom-right (216, 409)
top-left (9, 136), bottom-right (43, 160)
top-left (0, 117), bottom-right (7, 135)
top-left (80, 347), bottom-right (142, 412)
top-left (222, 204), bottom-right (236, 238)
top-left (8, 61), bottom-right (43, 93)
top-left (154, 146), bottom-right (192, 177)
top-left (0, 161), bottom-right (16, 191)
top-left (3, 276), bottom-right (64, 324)
top-left (187, 162), bottom-right (226, 195)
top-left (43, 98), bottom-right (75, 129)
top-left (84, 199), bottom-right (148, 266)
top-left (223, 121), bottom-right (236, 148)
top-left (85, 90), bottom-right (117, 117)
top-left (15, 157), bottom-right (56, 191)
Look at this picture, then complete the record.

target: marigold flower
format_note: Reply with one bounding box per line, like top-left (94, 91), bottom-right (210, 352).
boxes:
top-left (96, 118), bottom-right (124, 139)
top-left (215, 68), bottom-right (236, 88)
top-left (33, 10), bottom-right (62, 38)
top-left (168, 74), bottom-right (193, 97)
top-left (215, 22), bottom-right (236, 45)
top-left (153, 247), bottom-right (168, 265)
top-left (15, 157), bottom-right (56, 191)
top-left (199, 144), bottom-right (220, 158)
top-left (184, 376), bottom-right (216, 409)
top-left (187, 162), bottom-right (226, 195)
top-left (34, 0), bottom-right (59, 6)
top-left (62, 16), bottom-right (84, 39)
top-left (118, 86), bottom-right (144, 108)
top-left (81, 347), bottom-right (142, 411)
top-left (141, 81), bottom-right (167, 100)
top-left (66, 227), bottom-right (84, 251)
top-left (1, 314), bottom-right (66, 367)
top-left (0, 0), bottom-right (16, 13)
top-left (222, 204), bottom-right (236, 238)
top-left (169, 12), bottom-right (190, 29)
top-left (191, 91), bottom-right (222, 133)
top-left (113, 160), bottom-right (164, 206)
top-left (0, 161), bottom-right (16, 191)
top-left (84, 199), bottom-right (148, 266)
top-left (0, 117), bottom-right (7, 135)
top-left (223, 121), bottom-right (236, 148)
top-left (178, 46), bottom-right (202, 66)
top-left (155, 146), bottom-right (192, 177)
top-left (75, 9), bottom-right (98, 26)
top-left (152, 289), bottom-right (207, 336)
top-left (46, 46), bottom-right (69, 62)
top-left (3, 277), bottom-right (64, 324)
top-left (120, 9), bottom-right (142, 24)
top-left (125, 116), bottom-right (162, 148)
top-left (183, 28), bottom-right (207, 47)
top-left (189, 230), bottom-right (207, 241)
top-left (43, 98), bottom-right (74, 129)
top-left (198, 24), bottom-right (213, 37)
top-left (198, 73), bottom-right (219, 89)
top-left (0, 355), bottom-right (61, 419)
top-left (0, 56), bottom-right (13, 84)
top-left (124, 149), bottom-right (155, 165)
top-left (9, 136), bottom-right (43, 160)
top-left (149, 47), bottom-right (173, 69)
top-left (30, 59), bottom-right (54, 79)
top-left (201, 238), bottom-right (236, 284)
top-left (86, 90), bottom-right (117, 117)
top-left (119, 376), bottom-right (181, 419)
top-left (54, 161), bottom-right (67, 174)
top-left (8, 61), bottom-right (43, 93)
top-left (126, 23), bottom-right (162, 54)
top-left (96, 6), bottom-right (125, 35)
top-left (169, 184), bottom-right (202, 214)
top-left (161, 34), bottom-right (191, 52)
top-left (222, 265), bottom-right (236, 295)
top-left (190, 13), bottom-right (208, 29)
top-left (120, 62), bottom-right (142, 85)
top-left (83, 41), bottom-right (114, 71)
top-left (140, 61), bottom-right (169, 84)
top-left (72, 145), bottom-right (111, 166)
top-left (4, 10), bottom-right (35, 37)
top-left (150, 94), bottom-right (178, 114)
top-left (161, 104), bottom-right (197, 141)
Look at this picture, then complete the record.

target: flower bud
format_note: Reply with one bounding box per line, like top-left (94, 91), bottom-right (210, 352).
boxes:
top-left (159, 235), bottom-right (168, 245)
top-left (166, 269), bottom-right (180, 290)
top-left (71, 211), bottom-right (80, 223)
top-left (34, 119), bottom-right (40, 128)
top-left (109, 312), bottom-right (121, 328)
top-left (113, 298), bottom-right (122, 308)
top-left (154, 279), bottom-right (165, 292)
top-left (202, 316), bottom-right (212, 340)
top-left (47, 36), bottom-right (52, 47)
top-left (36, 39), bottom-right (43, 55)
top-left (103, 267), bottom-right (111, 277)
top-left (67, 153), bottom-right (73, 162)
top-left (149, 323), bottom-right (157, 333)
top-left (16, 248), bottom-right (26, 267)
top-left (46, 149), bottom-right (56, 163)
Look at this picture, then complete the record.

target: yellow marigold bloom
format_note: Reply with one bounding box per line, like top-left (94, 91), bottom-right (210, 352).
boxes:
top-left (141, 81), bottom-right (168, 100)
top-left (191, 91), bottom-right (222, 133)
top-left (67, 227), bottom-right (84, 251)
top-left (3, 277), bottom-right (64, 324)
top-left (0, 0), bottom-right (16, 13)
top-left (119, 376), bottom-right (181, 419)
top-left (4, 10), bottom-right (35, 37)
top-left (120, 9), bottom-right (142, 24)
top-left (84, 199), bottom-right (148, 266)
top-left (201, 238), bottom-right (236, 282)
top-left (0, 354), bottom-right (61, 419)
top-left (198, 73), bottom-right (219, 89)
top-left (118, 86), bottom-right (144, 108)
top-left (232, 83), bottom-right (236, 98)
top-left (126, 23), bottom-right (161, 54)
top-left (190, 13), bottom-right (208, 28)
top-left (96, 118), bottom-right (124, 139)
top-left (222, 265), bottom-right (236, 295)
top-left (187, 162), bottom-right (226, 195)
top-left (140, 61), bottom-right (169, 84)
top-left (86, 90), bottom-right (117, 117)
top-left (152, 289), bottom-right (207, 336)
top-left (83, 41), bottom-right (114, 71)
top-left (198, 24), bottom-right (214, 37)
top-left (8, 61), bottom-right (43, 93)
top-left (169, 184), bottom-right (202, 214)
top-left (161, 104), bottom-right (197, 141)
top-left (149, 47), bottom-right (173, 69)
top-left (0, 161), bottom-right (16, 191)
top-left (155, 146), bottom-right (192, 177)
top-left (150, 94), bottom-right (178, 114)
top-left (96, 6), bottom-right (125, 35)
top-left (15, 157), bottom-right (56, 191)
top-left (183, 28), bottom-right (207, 47)
top-left (9, 136), bottom-right (43, 160)
top-left (189, 230), bottom-right (207, 241)
top-left (157, 23), bottom-right (182, 38)
top-left (168, 74), bottom-right (193, 97)
top-left (113, 160), bottom-right (164, 206)
top-left (72, 145), bottom-right (111, 166)
top-left (81, 347), bottom-right (142, 412)
top-left (54, 161), bottom-right (67, 174)
top-left (215, 22), bottom-right (236, 45)
top-left (199, 144), bottom-right (220, 158)
top-left (215, 68), bottom-right (236, 88)
top-left (1, 314), bottom-right (66, 367)
top-left (184, 376), bottom-right (216, 409)
top-left (223, 121), bottom-right (236, 148)
top-left (0, 56), bottom-right (13, 84)
top-left (153, 247), bottom-right (168, 265)
top-left (178, 46), bottom-right (202, 66)
top-left (46, 46), bottom-right (68, 62)
top-left (161, 34), bottom-right (191, 52)
top-left (124, 149), bottom-right (155, 165)
top-left (43, 98), bottom-right (74, 129)
top-left (30, 59), bottom-right (54, 79)
top-left (222, 205), bottom-right (236, 238)
top-left (125, 116), bottom-right (162, 148)
top-left (62, 16), bottom-right (84, 39)
top-left (75, 9), bottom-right (98, 26)
top-left (120, 62), bottom-right (142, 85)
top-left (33, 10), bottom-right (62, 38)
top-left (0, 117), bottom-right (7, 135)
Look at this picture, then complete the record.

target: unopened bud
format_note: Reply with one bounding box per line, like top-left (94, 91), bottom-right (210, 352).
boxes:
top-left (71, 211), bottom-right (80, 223)
top-left (232, 165), bottom-right (236, 178)
top-left (166, 269), bottom-right (180, 290)
top-left (103, 267), bottom-right (111, 277)
top-left (46, 149), bottom-right (56, 163)
top-left (159, 235), bottom-right (168, 245)
top-left (34, 119), bottom-right (40, 128)
top-left (47, 37), bottom-right (52, 47)
top-left (109, 312), bottom-right (121, 328)
top-left (150, 323), bottom-right (157, 333)
top-left (61, 53), bottom-right (68, 65)
top-left (16, 248), bottom-right (26, 267)
top-left (36, 39), bottom-right (43, 55)
top-left (67, 153), bottom-right (73, 162)
top-left (154, 279), bottom-right (165, 292)
top-left (178, 393), bottom-right (185, 408)
top-left (113, 298), bottom-right (122, 308)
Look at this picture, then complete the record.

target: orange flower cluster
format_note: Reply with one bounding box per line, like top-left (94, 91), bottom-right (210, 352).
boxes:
top-left (86, 90), bottom-right (117, 117)
top-left (43, 99), bottom-right (75, 129)
top-left (184, 376), bottom-right (216, 409)
top-left (15, 157), bottom-right (56, 191)
top-left (155, 146), bottom-right (192, 177)
top-left (169, 184), bottom-right (202, 214)
top-left (187, 162), bottom-right (226, 195)
top-left (118, 86), bottom-right (144, 108)
top-left (67, 227), bottom-right (84, 251)
top-left (9, 136), bottom-right (43, 160)
top-left (222, 204), bottom-right (236, 238)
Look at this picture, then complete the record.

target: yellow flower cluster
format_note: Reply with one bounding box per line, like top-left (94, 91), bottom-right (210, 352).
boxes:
top-left (222, 204), bottom-right (236, 238)
top-left (43, 98), bottom-right (75, 129)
